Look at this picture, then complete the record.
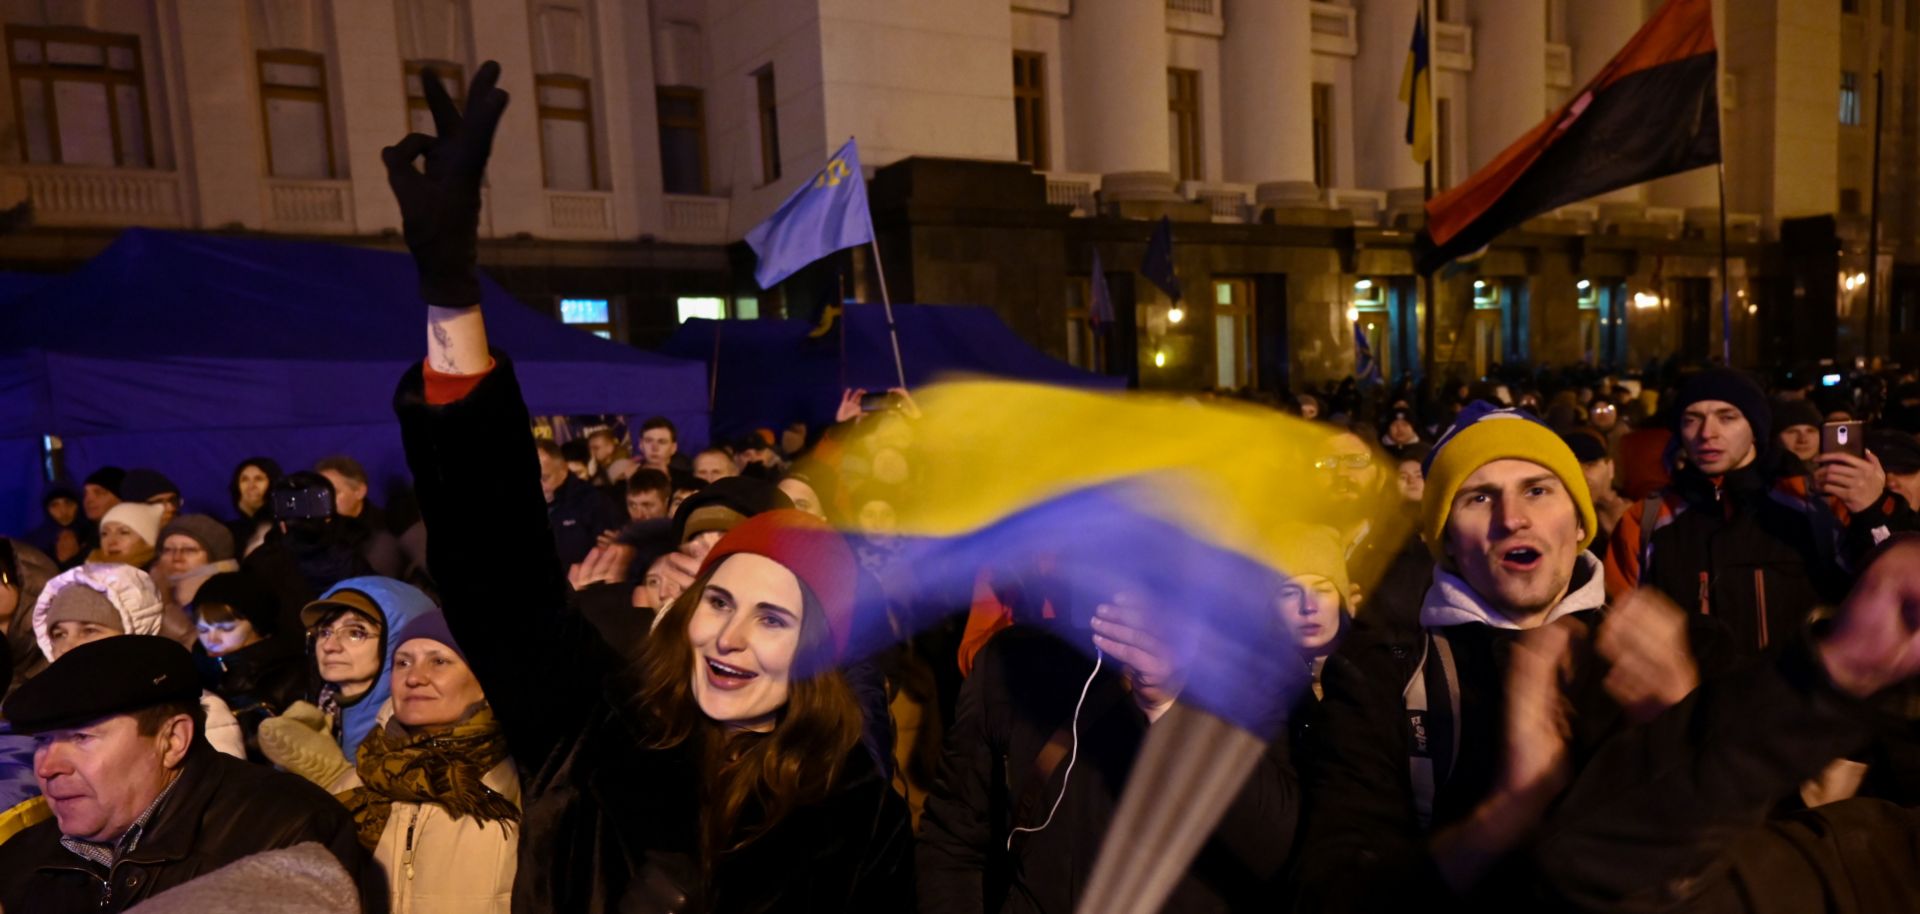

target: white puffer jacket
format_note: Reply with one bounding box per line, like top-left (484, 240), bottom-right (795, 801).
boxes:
top-left (31, 563), bottom-right (248, 759)
top-left (329, 702), bottom-right (520, 914)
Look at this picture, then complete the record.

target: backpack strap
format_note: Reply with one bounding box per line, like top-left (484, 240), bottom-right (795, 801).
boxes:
top-left (1637, 495), bottom-right (1664, 577)
top-left (1404, 630), bottom-right (1461, 830)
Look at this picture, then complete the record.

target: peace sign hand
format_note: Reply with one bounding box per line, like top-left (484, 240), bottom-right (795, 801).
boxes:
top-left (381, 61), bottom-right (510, 307)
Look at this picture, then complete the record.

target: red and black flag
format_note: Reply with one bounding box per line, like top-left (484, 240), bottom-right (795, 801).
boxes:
top-left (1416, 0), bottom-right (1719, 273)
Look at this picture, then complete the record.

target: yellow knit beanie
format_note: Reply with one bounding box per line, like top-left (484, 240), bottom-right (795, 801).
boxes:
top-left (1419, 403), bottom-right (1596, 561)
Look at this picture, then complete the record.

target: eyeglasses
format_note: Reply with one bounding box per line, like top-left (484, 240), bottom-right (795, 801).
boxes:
top-left (313, 625), bottom-right (376, 645)
top-left (1314, 454), bottom-right (1374, 471)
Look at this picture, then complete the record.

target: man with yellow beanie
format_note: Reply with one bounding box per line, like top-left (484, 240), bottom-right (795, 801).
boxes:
top-left (1294, 402), bottom-right (1687, 911)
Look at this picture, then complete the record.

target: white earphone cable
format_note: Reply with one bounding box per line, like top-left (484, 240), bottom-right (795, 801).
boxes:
top-left (1007, 647), bottom-right (1104, 850)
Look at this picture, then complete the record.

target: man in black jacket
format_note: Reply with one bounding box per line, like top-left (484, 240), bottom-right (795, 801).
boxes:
top-left (0, 636), bottom-right (371, 912)
top-left (1537, 536), bottom-right (1920, 913)
top-left (1606, 368), bottom-right (1850, 656)
top-left (916, 609), bottom-right (1296, 914)
top-left (536, 438), bottom-right (623, 567)
top-left (1294, 403), bottom-right (1699, 911)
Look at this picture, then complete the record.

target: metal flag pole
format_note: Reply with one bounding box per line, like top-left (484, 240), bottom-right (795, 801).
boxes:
top-left (1716, 159), bottom-right (1732, 366)
top-left (1866, 68), bottom-right (1886, 363)
top-left (868, 234), bottom-right (908, 390)
top-left (1420, 0), bottom-right (1439, 392)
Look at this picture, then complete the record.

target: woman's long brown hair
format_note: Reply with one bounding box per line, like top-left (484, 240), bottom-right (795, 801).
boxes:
top-left (633, 557), bottom-right (864, 859)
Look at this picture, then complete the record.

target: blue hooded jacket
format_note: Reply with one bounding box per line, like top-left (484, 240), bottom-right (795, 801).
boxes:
top-left (311, 576), bottom-right (435, 764)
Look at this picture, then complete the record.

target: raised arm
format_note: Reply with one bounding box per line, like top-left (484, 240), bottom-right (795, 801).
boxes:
top-left (384, 62), bottom-right (613, 773)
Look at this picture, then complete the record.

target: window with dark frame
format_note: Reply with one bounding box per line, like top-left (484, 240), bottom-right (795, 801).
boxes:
top-left (755, 65), bottom-right (781, 184)
top-left (535, 73), bottom-right (597, 190)
top-left (7, 25), bottom-right (153, 167)
top-left (1436, 96), bottom-right (1454, 190)
top-left (657, 86), bottom-right (708, 194)
top-left (1013, 51), bottom-right (1048, 169)
top-left (1168, 67), bottom-right (1201, 182)
top-left (1841, 70), bottom-right (1863, 126)
top-left (1311, 82), bottom-right (1335, 190)
top-left (1212, 278), bottom-right (1256, 390)
top-left (258, 49), bottom-right (336, 179)
top-left (404, 59), bottom-right (464, 137)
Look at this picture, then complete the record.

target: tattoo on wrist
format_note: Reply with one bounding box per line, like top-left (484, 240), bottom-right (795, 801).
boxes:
top-left (430, 321), bottom-right (456, 370)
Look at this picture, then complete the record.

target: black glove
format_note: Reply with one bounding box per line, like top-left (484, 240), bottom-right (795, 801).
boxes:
top-left (382, 61), bottom-right (509, 307)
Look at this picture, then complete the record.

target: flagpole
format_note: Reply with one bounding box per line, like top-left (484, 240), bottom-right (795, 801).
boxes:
top-left (709, 319), bottom-right (722, 411)
top-left (1716, 159), bottom-right (1732, 366)
top-left (1866, 68), bottom-right (1886, 363)
top-left (1420, 0), bottom-right (1438, 395)
top-left (868, 236), bottom-right (907, 390)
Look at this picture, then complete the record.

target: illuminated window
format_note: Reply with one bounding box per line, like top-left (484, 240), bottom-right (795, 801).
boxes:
top-left (1842, 71), bottom-right (1862, 126)
top-left (561, 297), bottom-right (612, 338)
top-left (677, 296), bottom-right (725, 323)
top-left (1213, 279), bottom-right (1255, 389)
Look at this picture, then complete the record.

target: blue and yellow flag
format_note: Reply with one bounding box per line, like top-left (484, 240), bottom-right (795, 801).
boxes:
top-left (814, 381), bottom-right (1409, 735)
top-left (1399, 5), bottom-right (1433, 165)
top-left (745, 138), bottom-right (873, 289)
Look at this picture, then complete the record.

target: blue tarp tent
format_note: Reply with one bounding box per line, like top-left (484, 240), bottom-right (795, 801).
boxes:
top-left (660, 303), bottom-right (1124, 441)
top-left (0, 229), bottom-right (709, 534)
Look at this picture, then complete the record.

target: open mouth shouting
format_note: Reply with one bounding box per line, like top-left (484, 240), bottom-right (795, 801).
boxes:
top-left (1499, 545), bottom-right (1544, 572)
top-left (704, 657), bottom-right (759, 690)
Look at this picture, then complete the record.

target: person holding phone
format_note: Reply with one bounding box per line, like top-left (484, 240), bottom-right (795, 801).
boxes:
top-left (1603, 368), bottom-right (1850, 657)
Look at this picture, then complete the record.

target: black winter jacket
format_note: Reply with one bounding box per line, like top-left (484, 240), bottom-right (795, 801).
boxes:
top-left (197, 635), bottom-right (309, 763)
top-left (395, 354), bottom-right (913, 914)
top-left (1535, 641), bottom-right (1908, 914)
top-left (0, 742), bottom-right (372, 913)
top-left (1291, 610), bottom-right (1619, 913)
top-left (1642, 460), bottom-right (1849, 656)
top-left (546, 474), bottom-right (623, 568)
top-left (917, 625), bottom-right (1295, 914)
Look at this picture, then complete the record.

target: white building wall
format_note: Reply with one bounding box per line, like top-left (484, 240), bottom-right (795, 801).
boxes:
top-left (1010, 9), bottom-right (1068, 173)
top-left (1167, 30), bottom-right (1223, 183)
top-left (818, 0), bottom-right (1015, 171)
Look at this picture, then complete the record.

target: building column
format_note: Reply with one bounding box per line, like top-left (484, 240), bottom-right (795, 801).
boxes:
top-left (1467, 0), bottom-right (1547, 176)
top-left (1065, 0), bottom-right (1176, 201)
top-left (1569, 0), bottom-right (1648, 205)
top-left (1354, 0), bottom-right (1423, 197)
top-left (467, 0), bottom-right (545, 237)
top-left (1223, 0), bottom-right (1316, 206)
top-left (167, 0), bottom-right (267, 228)
top-left (330, 0), bottom-right (409, 234)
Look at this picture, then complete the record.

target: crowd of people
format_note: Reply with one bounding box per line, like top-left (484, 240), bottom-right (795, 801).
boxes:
top-left (3, 62), bottom-right (1920, 914)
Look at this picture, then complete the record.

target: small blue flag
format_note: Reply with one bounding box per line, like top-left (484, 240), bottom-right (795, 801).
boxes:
top-left (1089, 248), bottom-right (1115, 332)
top-left (1353, 320), bottom-right (1382, 382)
top-left (1141, 216), bottom-right (1181, 302)
top-left (745, 138), bottom-right (874, 289)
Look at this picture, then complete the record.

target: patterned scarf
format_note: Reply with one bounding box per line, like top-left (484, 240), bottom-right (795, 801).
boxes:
top-left (339, 705), bottom-right (518, 850)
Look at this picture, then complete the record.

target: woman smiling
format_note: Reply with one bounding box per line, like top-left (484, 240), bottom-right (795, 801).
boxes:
top-left (385, 62), bottom-right (908, 913)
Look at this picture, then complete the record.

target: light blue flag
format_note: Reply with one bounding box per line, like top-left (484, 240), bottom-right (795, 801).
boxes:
top-left (1354, 320), bottom-right (1382, 382)
top-left (745, 138), bottom-right (874, 289)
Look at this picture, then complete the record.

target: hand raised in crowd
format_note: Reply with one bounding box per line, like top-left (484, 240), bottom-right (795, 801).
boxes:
top-left (836, 388), bottom-right (866, 424)
top-left (1814, 451), bottom-right (1889, 515)
top-left (1497, 621), bottom-right (1577, 807)
top-left (1597, 588), bottom-right (1700, 725)
top-left (1091, 595), bottom-right (1187, 722)
top-left (568, 543), bottom-right (634, 591)
top-left (1817, 536), bottom-right (1920, 698)
top-left (1433, 620), bottom-right (1577, 892)
top-left (381, 60), bottom-right (509, 308)
top-left (888, 387), bottom-right (922, 419)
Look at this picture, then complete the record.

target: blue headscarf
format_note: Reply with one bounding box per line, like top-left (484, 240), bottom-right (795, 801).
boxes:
top-left (311, 576), bottom-right (435, 763)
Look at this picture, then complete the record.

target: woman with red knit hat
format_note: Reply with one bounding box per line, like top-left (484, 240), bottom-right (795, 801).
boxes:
top-left (384, 62), bottom-right (909, 912)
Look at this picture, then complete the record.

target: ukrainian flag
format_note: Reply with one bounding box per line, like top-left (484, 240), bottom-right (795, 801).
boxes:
top-left (815, 381), bottom-right (1409, 735)
top-left (1399, 4), bottom-right (1433, 165)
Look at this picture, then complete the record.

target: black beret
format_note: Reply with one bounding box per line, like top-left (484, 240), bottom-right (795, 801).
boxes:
top-left (670, 476), bottom-right (792, 544)
top-left (1560, 429), bottom-right (1610, 465)
top-left (1869, 429), bottom-right (1920, 475)
top-left (119, 468), bottom-right (181, 502)
top-left (3, 636), bottom-right (200, 734)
